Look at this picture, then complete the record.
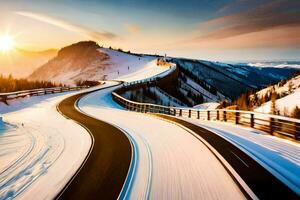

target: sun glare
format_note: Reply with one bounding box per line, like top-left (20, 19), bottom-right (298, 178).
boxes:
top-left (0, 35), bottom-right (15, 52)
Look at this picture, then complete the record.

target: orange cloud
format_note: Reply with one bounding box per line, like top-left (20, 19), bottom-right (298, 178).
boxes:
top-left (124, 24), bottom-right (141, 34)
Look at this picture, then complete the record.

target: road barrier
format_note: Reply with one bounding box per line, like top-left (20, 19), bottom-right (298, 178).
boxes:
top-left (113, 77), bottom-right (300, 141)
top-left (0, 86), bottom-right (88, 105)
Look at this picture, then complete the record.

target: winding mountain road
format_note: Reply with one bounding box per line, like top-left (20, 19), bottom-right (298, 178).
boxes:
top-left (55, 65), bottom-right (298, 199)
top-left (77, 84), bottom-right (246, 199)
top-left (56, 82), bottom-right (298, 199)
top-left (56, 84), bottom-right (132, 200)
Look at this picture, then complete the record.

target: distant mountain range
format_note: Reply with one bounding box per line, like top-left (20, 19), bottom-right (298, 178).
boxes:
top-left (0, 48), bottom-right (57, 78)
top-left (168, 58), bottom-right (297, 102)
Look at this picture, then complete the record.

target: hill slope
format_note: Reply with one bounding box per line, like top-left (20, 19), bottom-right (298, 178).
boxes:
top-left (28, 41), bottom-right (157, 85)
top-left (254, 74), bottom-right (300, 116)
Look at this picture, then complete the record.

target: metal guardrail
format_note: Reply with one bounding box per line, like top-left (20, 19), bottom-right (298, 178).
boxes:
top-left (113, 79), bottom-right (300, 141)
top-left (0, 86), bottom-right (88, 105)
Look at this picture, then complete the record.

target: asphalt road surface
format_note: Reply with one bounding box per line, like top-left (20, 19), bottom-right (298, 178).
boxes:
top-left (56, 87), bottom-right (132, 200)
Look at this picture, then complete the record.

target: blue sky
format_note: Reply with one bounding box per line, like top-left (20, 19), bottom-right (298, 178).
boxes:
top-left (0, 0), bottom-right (300, 61)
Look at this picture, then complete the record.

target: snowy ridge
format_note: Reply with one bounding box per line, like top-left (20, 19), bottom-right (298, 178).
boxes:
top-left (247, 61), bottom-right (300, 69)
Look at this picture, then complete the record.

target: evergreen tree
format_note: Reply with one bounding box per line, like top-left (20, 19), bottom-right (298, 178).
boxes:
top-left (270, 92), bottom-right (278, 115)
top-left (288, 81), bottom-right (293, 93)
top-left (291, 106), bottom-right (300, 119)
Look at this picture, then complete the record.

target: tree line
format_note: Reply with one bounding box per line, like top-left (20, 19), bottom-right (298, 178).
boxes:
top-left (0, 74), bottom-right (60, 93)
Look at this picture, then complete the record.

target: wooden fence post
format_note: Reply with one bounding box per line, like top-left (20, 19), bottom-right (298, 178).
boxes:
top-left (189, 110), bottom-right (191, 118)
top-left (216, 110), bottom-right (219, 120)
top-left (250, 114), bottom-right (254, 128)
top-left (197, 110), bottom-right (200, 119)
top-left (295, 122), bottom-right (300, 140)
top-left (270, 117), bottom-right (274, 135)
top-left (235, 112), bottom-right (239, 124)
top-left (207, 111), bottom-right (210, 120)
top-left (223, 111), bottom-right (227, 122)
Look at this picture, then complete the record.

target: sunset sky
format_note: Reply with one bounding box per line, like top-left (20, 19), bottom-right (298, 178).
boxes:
top-left (1, 0), bottom-right (300, 61)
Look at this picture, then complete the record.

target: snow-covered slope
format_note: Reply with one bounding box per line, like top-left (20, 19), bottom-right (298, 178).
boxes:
top-left (0, 89), bottom-right (93, 199)
top-left (28, 41), bottom-right (158, 85)
top-left (255, 74), bottom-right (300, 115)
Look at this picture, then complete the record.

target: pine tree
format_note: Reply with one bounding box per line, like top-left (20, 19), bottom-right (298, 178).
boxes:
top-left (291, 106), bottom-right (300, 119)
top-left (270, 92), bottom-right (278, 115)
top-left (288, 81), bottom-right (293, 94)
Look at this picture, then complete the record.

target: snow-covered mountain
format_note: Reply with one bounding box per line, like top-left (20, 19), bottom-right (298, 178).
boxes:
top-left (255, 73), bottom-right (300, 116)
top-left (28, 41), bottom-right (157, 85)
top-left (169, 58), bottom-right (297, 101)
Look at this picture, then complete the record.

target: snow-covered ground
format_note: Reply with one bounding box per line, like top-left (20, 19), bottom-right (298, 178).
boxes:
top-left (194, 102), bottom-right (220, 110)
top-left (0, 89), bottom-right (94, 199)
top-left (180, 118), bottom-right (300, 195)
top-left (98, 48), bottom-right (158, 81)
top-left (0, 57), bottom-right (169, 199)
top-left (78, 85), bottom-right (246, 199)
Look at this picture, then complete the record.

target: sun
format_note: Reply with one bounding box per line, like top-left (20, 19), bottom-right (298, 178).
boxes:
top-left (0, 35), bottom-right (15, 52)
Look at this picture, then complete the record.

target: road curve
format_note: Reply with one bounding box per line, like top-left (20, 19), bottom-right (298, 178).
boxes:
top-left (56, 85), bottom-right (132, 200)
top-left (156, 114), bottom-right (299, 199)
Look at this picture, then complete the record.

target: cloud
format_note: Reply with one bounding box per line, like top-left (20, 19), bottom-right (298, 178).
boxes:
top-left (189, 0), bottom-right (300, 48)
top-left (15, 11), bottom-right (117, 41)
top-left (124, 24), bottom-right (141, 34)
